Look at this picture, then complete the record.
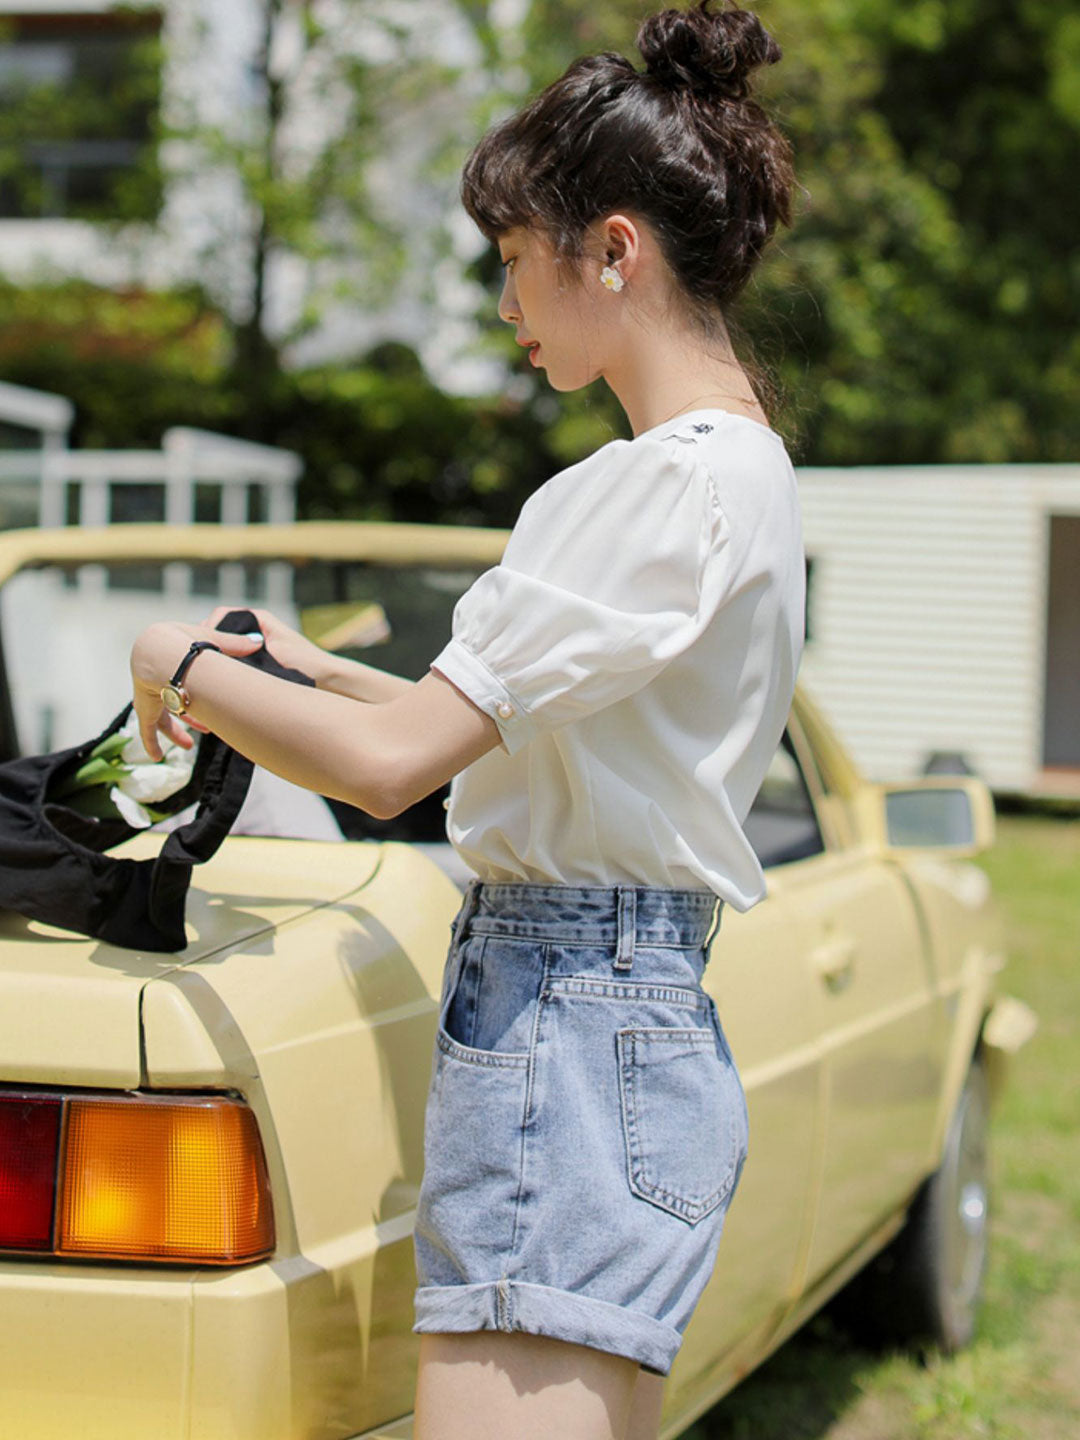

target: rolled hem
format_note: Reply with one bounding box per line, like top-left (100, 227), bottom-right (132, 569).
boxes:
top-left (413, 1278), bottom-right (680, 1376)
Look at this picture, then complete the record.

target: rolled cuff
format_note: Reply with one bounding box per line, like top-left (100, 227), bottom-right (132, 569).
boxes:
top-left (430, 637), bottom-right (539, 757)
top-left (413, 1278), bottom-right (681, 1375)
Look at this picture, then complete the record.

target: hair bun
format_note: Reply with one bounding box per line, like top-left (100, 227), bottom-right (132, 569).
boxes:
top-left (638, 1), bottom-right (781, 102)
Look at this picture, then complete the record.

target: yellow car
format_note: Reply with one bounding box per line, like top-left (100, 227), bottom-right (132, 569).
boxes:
top-left (0, 524), bottom-right (1035, 1440)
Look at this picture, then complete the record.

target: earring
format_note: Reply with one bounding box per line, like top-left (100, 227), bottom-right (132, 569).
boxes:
top-left (600, 265), bottom-right (625, 293)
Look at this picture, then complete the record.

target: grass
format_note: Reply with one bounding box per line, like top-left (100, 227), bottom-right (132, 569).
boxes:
top-left (680, 814), bottom-right (1080, 1440)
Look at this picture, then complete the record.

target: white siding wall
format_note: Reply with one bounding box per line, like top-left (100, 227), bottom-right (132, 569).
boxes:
top-left (796, 465), bottom-right (1080, 792)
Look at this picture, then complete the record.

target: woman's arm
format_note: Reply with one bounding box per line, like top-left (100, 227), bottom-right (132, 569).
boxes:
top-left (131, 622), bottom-right (500, 820)
top-left (315, 651), bottom-right (415, 705)
top-left (200, 605), bottom-right (415, 704)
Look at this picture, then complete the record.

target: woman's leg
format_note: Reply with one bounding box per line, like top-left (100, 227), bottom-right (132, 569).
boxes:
top-left (413, 1331), bottom-right (641, 1440)
top-left (626, 1367), bottom-right (666, 1440)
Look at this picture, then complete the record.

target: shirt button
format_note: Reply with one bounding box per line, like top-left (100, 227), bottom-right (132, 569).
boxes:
top-left (442, 797), bottom-right (451, 811)
top-left (496, 702), bottom-right (515, 720)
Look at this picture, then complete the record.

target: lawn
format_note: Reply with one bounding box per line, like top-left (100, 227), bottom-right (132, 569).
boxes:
top-left (682, 813), bottom-right (1080, 1440)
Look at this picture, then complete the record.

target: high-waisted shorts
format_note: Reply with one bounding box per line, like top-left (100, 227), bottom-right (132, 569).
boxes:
top-left (412, 881), bottom-right (750, 1376)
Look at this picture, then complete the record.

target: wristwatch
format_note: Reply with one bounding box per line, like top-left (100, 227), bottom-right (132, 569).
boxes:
top-left (160, 641), bottom-right (222, 717)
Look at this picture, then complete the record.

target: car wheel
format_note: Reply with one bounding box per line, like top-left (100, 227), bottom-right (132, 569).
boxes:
top-left (830, 1053), bottom-right (991, 1353)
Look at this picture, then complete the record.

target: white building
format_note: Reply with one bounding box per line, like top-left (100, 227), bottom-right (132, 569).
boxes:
top-left (0, 0), bottom-right (523, 392)
top-left (0, 380), bottom-right (298, 535)
top-left (797, 464), bottom-right (1080, 797)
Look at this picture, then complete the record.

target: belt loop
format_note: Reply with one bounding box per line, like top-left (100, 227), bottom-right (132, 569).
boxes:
top-left (613, 887), bottom-right (636, 973)
top-left (703, 898), bottom-right (723, 958)
top-left (452, 878), bottom-right (481, 949)
top-left (440, 879), bottom-right (482, 1026)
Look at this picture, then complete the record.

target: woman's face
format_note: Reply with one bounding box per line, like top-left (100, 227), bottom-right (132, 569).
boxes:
top-left (496, 226), bottom-right (605, 392)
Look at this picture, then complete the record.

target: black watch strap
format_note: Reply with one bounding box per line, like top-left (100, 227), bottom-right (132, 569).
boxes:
top-left (169, 641), bottom-right (222, 687)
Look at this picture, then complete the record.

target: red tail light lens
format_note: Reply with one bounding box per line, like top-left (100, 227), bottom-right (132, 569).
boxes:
top-left (0, 1095), bottom-right (61, 1249)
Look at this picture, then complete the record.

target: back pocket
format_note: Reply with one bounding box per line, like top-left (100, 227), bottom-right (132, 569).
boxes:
top-left (617, 1026), bottom-right (743, 1225)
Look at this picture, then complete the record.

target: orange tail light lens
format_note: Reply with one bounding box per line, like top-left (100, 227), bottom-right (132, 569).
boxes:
top-left (55, 1094), bottom-right (275, 1264)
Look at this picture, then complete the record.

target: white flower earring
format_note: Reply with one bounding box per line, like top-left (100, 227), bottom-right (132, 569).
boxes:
top-left (600, 265), bottom-right (625, 293)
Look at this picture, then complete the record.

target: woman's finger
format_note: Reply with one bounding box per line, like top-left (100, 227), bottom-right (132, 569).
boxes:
top-left (208, 630), bottom-right (265, 658)
top-left (135, 700), bottom-right (165, 762)
top-left (158, 714), bottom-right (196, 750)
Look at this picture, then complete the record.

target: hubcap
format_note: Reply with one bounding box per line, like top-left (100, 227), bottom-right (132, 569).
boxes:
top-left (944, 1069), bottom-right (990, 1316)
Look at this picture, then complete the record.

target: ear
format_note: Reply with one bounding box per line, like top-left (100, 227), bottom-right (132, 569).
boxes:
top-left (596, 213), bottom-right (644, 283)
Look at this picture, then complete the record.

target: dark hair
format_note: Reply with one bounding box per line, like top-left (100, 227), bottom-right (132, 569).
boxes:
top-left (461, 0), bottom-right (794, 332)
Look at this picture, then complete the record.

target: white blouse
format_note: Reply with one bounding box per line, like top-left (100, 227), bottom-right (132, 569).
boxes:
top-left (430, 409), bottom-right (805, 910)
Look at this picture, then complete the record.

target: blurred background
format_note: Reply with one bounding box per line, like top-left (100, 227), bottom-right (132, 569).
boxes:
top-left (1, 0), bottom-right (1076, 498)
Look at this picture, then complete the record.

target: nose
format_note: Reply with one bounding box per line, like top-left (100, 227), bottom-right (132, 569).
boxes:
top-left (498, 271), bottom-right (520, 325)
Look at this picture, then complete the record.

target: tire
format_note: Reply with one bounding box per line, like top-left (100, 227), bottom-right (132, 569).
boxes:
top-left (829, 1054), bottom-right (991, 1353)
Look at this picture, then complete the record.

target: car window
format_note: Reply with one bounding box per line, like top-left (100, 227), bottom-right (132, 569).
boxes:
top-left (743, 731), bottom-right (826, 868)
top-left (0, 557), bottom-right (487, 842)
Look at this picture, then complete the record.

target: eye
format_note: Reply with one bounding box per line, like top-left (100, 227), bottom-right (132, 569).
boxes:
top-left (501, 255), bottom-right (517, 274)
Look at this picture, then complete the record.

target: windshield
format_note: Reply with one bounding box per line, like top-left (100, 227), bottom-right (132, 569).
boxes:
top-left (0, 556), bottom-right (486, 842)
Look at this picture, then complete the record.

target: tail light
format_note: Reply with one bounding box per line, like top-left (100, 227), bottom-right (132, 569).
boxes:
top-left (0, 1089), bottom-right (274, 1265)
top-left (0, 1096), bottom-right (61, 1249)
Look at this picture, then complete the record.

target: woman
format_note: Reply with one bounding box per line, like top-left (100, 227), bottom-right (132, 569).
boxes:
top-left (130, 3), bottom-right (803, 1436)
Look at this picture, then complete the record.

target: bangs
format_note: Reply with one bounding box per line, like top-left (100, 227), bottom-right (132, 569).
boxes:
top-left (459, 57), bottom-right (633, 250)
top-left (460, 117), bottom-right (544, 242)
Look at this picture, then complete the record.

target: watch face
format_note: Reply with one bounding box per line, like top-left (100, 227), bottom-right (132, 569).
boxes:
top-left (161, 684), bottom-right (187, 716)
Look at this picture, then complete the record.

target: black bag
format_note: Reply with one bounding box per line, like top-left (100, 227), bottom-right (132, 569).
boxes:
top-left (0, 610), bottom-right (315, 952)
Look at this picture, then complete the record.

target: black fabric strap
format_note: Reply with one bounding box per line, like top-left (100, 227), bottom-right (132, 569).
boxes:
top-left (0, 609), bottom-right (316, 953)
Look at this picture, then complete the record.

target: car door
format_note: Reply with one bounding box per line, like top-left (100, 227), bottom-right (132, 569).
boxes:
top-left (783, 721), bottom-right (950, 1288)
top-left (670, 732), bottom-right (826, 1406)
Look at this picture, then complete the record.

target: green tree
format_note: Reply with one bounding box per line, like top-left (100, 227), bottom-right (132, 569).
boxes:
top-left (479, 0), bottom-right (1080, 466)
top-left (158, 0), bottom-right (420, 438)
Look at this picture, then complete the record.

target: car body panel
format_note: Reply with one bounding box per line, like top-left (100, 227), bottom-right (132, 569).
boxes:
top-left (792, 847), bottom-right (949, 1285)
top-left (151, 842), bottom-right (463, 1438)
top-left (0, 833), bottom-right (382, 1088)
top-left (0, 1259), bottom-right (198, 1440)
top-left (668, 873), bottom-right (824, 1413)
top-left (0, 842), bottom-right (459, 1440)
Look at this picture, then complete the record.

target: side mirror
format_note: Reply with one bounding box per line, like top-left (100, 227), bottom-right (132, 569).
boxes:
top-left (856, 778), bottom-right (996, 855)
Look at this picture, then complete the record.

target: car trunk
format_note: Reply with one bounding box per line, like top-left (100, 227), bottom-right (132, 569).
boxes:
top-left (0, 832), bottom-right (383, 1089)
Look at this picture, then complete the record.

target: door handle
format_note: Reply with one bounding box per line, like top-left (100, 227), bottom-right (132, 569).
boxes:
top-left (811, 936), bottom-right (856, 990)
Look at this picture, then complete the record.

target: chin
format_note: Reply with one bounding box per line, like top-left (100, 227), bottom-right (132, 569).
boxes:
top-left (546, 368), bottom-right (597, 394)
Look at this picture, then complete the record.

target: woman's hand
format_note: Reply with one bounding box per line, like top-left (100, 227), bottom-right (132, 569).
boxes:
top-left (200, 606), bottom-right (335, 688)
top-left (130, 621), bottom-right (265, 761)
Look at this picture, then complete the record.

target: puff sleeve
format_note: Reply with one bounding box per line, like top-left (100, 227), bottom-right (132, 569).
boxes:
top-left (430, 435), bottom-right (730, 755)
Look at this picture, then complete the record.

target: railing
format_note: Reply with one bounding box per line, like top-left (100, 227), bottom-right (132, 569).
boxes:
top-left (0, 425), bottom-right (301, 598)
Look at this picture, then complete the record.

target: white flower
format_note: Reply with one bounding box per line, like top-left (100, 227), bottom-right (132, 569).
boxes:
top-left (116, 711), bottom-right (199, 803)
top-left (109, 786), bottom-right (154, 829)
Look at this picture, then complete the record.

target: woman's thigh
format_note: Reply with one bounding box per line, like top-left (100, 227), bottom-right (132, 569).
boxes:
top-left (627, 1368), bottom-right (665, 1440)
top-left (413, 1331), bottom-right (643, 1440)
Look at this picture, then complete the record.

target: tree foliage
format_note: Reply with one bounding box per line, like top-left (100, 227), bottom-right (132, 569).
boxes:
top-left (507, 0), bottom-right (1080, 465)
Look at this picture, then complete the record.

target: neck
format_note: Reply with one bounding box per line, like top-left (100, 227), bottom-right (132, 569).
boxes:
top-left (603, 315), bottom-right (770, 437)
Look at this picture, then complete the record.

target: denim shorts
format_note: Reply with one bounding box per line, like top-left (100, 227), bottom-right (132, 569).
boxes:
top-left (412, 881), bottom-right (750, 1377)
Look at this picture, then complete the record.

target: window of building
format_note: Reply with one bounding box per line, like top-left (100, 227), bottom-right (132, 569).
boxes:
top-left (0, 9), bottom-right (162, 221)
